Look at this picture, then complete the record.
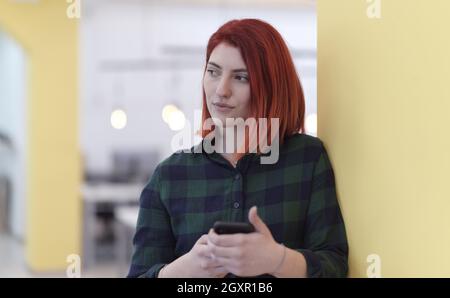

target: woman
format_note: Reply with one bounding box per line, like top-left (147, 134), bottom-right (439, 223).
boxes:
top-left (128, 19), bottom-right (348, 278)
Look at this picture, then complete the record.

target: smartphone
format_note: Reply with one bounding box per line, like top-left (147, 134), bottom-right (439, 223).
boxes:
top-left (213, 221), bottom-right (255, 234)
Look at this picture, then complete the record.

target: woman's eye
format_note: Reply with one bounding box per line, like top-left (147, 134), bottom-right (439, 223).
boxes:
top-left (235, 75), bottom-right (249, 82)
top-left (207, 69), bottom-right (219, 77)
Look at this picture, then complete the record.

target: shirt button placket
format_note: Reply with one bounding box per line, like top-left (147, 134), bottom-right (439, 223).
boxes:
top-left (231, 171), bottom-right (243, 221)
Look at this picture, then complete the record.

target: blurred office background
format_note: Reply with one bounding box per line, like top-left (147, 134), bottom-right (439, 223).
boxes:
top-left (0, 0), bottom-right (317, 277)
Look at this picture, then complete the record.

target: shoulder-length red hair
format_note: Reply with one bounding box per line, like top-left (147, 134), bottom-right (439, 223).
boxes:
top-left (201, 19), bottom-right (305, 153)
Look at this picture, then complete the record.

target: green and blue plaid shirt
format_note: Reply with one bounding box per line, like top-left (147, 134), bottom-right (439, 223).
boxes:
top-left (128, 133), bottom-right (348, 278)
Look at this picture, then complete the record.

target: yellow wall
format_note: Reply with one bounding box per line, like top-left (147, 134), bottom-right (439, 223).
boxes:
top-left (318, 0), bottom-right (450, 277)
top-left (0, 0), bottom-right (80, 271)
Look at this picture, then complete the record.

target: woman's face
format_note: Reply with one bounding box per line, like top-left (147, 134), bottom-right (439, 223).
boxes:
top-left (203, 42), bottom-right (251, 127)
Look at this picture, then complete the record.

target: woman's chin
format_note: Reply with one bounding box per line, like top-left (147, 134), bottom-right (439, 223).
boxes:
top-left (211, 115), bottom-right (231, 126)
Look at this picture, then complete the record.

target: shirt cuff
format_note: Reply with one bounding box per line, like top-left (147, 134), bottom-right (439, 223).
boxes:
top-left (139, 263), bottom-right (167, 278)
top-left (296, 249), bottom-right (322, 278)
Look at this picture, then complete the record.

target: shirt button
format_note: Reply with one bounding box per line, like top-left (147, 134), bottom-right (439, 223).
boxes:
top-left (233, 202), bottom-right (240, 209)
top-left (234, 174), bottom-right (241, 180)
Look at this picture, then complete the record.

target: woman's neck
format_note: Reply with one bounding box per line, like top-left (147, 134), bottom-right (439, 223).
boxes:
top-left (215, 125), bottom-right (245, 167)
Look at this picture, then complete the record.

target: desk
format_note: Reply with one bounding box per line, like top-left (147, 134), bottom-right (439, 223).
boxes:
top-left (82, 183), bottom-right (143, 203)
top-left (81, 183), bottom-right (142, 270)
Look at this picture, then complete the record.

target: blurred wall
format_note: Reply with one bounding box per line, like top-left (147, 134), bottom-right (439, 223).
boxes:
top-left (0, 0), bottom-right (80, 271)
top-left (318, 0), bottom-right (450, 277)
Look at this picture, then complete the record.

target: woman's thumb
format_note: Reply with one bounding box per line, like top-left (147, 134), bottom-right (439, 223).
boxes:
top-left (248, 206), bottom-right (270, 235)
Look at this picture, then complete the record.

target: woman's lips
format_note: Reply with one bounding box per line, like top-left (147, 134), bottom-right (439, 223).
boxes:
top-left (213, 102), bottom-right (234, 113)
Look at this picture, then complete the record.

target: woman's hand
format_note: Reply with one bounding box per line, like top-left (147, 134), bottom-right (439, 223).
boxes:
top-left (161, 234), bottom-right (228, 278)
top-left (206, 206), bottom-right (285, 277)
top-left (187, 234), bottom-right (229, 278)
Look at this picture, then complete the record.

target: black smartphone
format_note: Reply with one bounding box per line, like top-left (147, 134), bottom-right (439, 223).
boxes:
top-left (213, 221), bottom-right (255, 234)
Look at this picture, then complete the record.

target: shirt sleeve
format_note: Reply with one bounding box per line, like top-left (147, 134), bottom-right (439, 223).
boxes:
top-left (127, 165), bottom-right (176, 278)
top-left (296, 142), bottom-right (349, 278)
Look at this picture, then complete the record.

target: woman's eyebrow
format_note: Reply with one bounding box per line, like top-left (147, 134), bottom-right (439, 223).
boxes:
top-left (207, 61), bottom-right (247, 73)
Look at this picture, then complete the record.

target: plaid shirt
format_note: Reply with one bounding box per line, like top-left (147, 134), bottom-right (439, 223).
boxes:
top-left (127, 133), bottom-right (348, 278)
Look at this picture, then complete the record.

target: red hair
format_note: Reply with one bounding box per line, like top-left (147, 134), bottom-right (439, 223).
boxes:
top-left (201, 19), bottom-right (305, 156)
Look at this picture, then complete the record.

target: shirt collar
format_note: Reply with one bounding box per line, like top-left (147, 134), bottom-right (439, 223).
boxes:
top-left (191, 136), bottom-right (273, 166)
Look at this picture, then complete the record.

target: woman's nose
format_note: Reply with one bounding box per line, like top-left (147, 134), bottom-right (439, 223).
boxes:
top-left (216, 77), bottom-right (232, 98)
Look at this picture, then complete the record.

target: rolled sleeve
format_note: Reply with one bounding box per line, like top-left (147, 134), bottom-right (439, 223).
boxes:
top-left (299, 142), bottom-right (349, 278)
